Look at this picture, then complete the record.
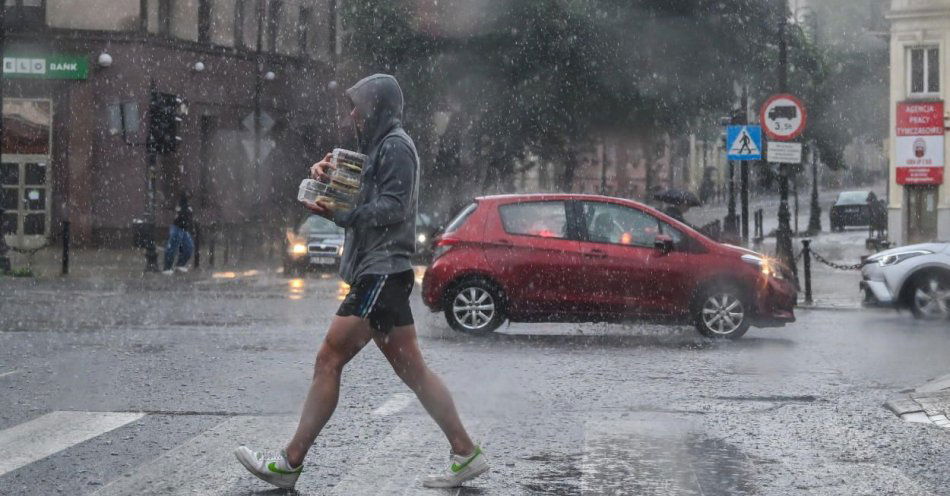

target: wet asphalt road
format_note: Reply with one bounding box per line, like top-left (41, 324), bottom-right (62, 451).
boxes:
top-left (1, 272), bottom-right (950, 495)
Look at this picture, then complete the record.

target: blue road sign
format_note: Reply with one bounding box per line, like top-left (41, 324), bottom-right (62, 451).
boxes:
top-left (726, 125), bottom-right (762, 160)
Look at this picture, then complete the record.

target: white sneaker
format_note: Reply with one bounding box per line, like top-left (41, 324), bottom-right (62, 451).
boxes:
top-left (423, 444), bottom-right (489, 488)
top-left (161, 269), bottom-right (174, 276)
top-left (175, 266), bottom-right (189, 273)
top-left (234, 446), bottom-right (302, 489)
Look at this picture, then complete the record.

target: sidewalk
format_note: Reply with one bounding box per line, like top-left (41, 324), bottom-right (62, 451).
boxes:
top-left (3, 245), bottom-right (277, 280)
top-left (886, 373), bottom-right (950, 429)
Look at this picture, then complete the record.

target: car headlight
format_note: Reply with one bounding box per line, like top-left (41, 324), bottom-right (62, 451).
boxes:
top-left (337, 245), bottom-right (344, 256)
top-left (741, 254), bottom-right (784, 280)
top-left (874, 250), bottom-right (932, 267)
top-left (291, 243), bottom-right (307, 255)
top-left (417, 233), bottom-right (427, 244)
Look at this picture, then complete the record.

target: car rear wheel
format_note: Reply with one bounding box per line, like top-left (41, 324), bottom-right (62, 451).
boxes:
top-left (909, 272), bottom-right (950, 320)
top-left (444, 279), bottom-right (505, 335)
top-left (693, 283), bottom-right (751, 339)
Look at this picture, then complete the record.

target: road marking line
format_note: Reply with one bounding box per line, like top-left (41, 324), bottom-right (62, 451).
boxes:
top-left (330, 415), bottom-right (440, 495)
top-left (372, 392), bottom-right (415, 416)
top-left (0, 370), bottom-right (20, 379)
top-left (0, 411), bottom-right (145, 477)
top-left (92, 415), bottom-right (298, 496)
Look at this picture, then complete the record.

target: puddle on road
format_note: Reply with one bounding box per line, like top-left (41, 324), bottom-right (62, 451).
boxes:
top-left (520, 418), bottom-right (755, 495)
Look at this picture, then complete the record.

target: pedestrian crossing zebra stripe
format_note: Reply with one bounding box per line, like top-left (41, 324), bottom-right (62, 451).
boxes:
top-left (0, 411), bottom-right (145, 477)
top-left (91, 415), bottom-right (299, 496)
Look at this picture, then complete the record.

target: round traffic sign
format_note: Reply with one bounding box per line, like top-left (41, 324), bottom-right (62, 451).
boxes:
top-left (760, 93), bottom-right (807, 141)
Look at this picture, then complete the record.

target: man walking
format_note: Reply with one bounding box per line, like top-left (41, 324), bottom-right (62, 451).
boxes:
top-left (235, 74), bottom-right (488, 490)
top-left (161, 193), bottom-right (194, 275)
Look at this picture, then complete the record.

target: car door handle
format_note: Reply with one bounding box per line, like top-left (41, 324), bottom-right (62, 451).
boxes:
top-left (495, 239), bottom-right (512, 246)
top-left (583, 249), bottom-right (607, 258)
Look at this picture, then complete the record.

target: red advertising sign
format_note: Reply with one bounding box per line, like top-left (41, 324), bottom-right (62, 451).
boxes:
top-left (896, 101), bottom-right (944, 185)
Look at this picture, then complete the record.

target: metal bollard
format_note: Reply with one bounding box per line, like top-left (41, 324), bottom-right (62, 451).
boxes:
top-left (801, 239), bottom-right (813, 304)
top-left (61, 220), bottom-right (70, 276)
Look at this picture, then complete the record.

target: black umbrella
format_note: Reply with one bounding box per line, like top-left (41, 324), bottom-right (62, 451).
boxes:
top-left (654, 188), bottom-right (702, 207)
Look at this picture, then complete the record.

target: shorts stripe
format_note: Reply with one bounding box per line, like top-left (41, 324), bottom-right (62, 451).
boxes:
top-left (359, 274), bottom-right (388, 318)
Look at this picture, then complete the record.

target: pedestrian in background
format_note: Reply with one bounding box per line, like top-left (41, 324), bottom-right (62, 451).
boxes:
top-left (162, 193), bottom-right (194, 275)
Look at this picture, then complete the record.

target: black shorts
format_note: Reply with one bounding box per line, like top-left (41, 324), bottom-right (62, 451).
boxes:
top-left (336, 270), bottom-right (415, 333)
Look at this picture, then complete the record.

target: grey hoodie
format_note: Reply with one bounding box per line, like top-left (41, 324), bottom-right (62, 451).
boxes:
top-left (332, 74), bottom-right (419, 284)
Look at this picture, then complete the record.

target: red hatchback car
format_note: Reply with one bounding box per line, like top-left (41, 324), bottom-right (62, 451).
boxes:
top-left (422, 194), bottom-right (796, 339)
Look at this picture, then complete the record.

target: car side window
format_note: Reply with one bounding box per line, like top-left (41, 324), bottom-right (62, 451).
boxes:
top-left (580, 201), bottom-right (662, 247)
top-left (499, 201), bottom-right (568, 239)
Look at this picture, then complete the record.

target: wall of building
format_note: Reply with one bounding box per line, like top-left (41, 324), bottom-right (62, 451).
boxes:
top-left (2, 0), bottom-right (337, 248)
top-left (887, 0), bottom-right (950, 243)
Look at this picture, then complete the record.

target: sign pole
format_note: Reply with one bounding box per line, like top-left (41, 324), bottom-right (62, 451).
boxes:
top-left (807, 141), bottom-right (822, 233)
top-left (740, 85), bottom-right (750, 245)
top-left (775, 3), bottom-right (796, 277)
top-left (144, 79), bottom-right (159, 272)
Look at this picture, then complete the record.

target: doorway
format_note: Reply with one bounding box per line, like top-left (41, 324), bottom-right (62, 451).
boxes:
top-left (1, 98), bottom-right (52, 250)
top-left (906, 185), bottom-right (938, 243)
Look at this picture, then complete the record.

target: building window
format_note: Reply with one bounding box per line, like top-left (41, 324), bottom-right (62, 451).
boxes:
top-left (233, 0), bottom-right (245, 48)
top-left (298, 6), bottom-right (311, 55)
top-left (197, 0), bottom-right (211, 43)
top-left (4, 0), bottom-right (45, 30)
top-left (909, 46), bottom-right (939, 96)
top-left (157, 0), bottom-right (171, 36)
top-left (267, 0), bottom-right (281, 52)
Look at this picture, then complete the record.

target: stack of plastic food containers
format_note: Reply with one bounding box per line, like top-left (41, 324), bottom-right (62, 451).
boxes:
top-left (298, 148), bottom-right (366, 212)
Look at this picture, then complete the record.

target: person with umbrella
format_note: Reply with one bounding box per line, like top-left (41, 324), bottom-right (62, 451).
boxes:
top-left (654, 188), bottom-right (702, 226)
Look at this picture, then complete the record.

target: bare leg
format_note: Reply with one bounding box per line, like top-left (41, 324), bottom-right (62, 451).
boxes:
top-left (374, 324), bottom-right (475, 455)
top-left (285, 315), bottom-right (373, 467)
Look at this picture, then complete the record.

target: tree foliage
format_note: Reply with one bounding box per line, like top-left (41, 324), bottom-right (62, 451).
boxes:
top-left (339, 0), bottom-right (880, 203)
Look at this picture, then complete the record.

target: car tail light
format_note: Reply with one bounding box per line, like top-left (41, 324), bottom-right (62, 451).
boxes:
top-left (432, 238), bottom-right (459, 260)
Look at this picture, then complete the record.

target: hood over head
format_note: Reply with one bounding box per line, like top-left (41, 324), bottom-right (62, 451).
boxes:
top-left (345, 74), bottom-right (404, 153)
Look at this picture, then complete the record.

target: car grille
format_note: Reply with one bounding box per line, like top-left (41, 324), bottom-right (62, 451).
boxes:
top-left (309, 245), bottom-right (338, 254)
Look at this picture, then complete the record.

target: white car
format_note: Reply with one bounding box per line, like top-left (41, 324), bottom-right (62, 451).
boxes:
top-left (861, 242), bottom-right (950, 320)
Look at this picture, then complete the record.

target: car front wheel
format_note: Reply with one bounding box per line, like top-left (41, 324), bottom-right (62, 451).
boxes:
top-left (909, 272), bottom-right (950, 320)
top-left (444, 279), bottom-right (505, 335)
top-left (693, 284), bottom-right (751, 339)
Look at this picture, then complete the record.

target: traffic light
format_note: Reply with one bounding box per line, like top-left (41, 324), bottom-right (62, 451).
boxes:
top-left (147, 92), bottom-right (185, 153)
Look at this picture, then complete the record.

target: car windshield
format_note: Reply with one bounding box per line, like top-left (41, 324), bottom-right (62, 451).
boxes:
top-left (836, 191), bottom-right (869, 205)
top-left (298, 215), bottom-right (343, 236)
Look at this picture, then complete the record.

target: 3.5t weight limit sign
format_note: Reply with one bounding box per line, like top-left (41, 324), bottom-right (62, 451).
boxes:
top-left (760, 93), bottom-right (807, 141)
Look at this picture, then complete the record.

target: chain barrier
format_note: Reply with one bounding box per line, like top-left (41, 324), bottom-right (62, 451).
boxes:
top-left (807, 248), bottom-right (864, 271)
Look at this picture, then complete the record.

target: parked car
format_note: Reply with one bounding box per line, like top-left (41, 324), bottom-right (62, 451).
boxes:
top-left (283, 215), bottom-right (344, 276)
top-left (422, 194), bottom-right (797, 339)
top-left (861, 242), bottom-right (950, 320)
top-left (830, 191), bottom-right (877, 231)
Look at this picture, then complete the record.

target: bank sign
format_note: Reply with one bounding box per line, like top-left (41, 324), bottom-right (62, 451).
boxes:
top-left (2, 54), bottom-right (88, 80)
top-left (896, 101), bottom-right (944, 185)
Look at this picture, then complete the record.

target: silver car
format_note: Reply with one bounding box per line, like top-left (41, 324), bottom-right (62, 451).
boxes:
top-left (861, 242), bottom-right (950, 319)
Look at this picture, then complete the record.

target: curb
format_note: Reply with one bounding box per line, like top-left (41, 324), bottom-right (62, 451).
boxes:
top-left (795, 303), bottom-right (863, 312)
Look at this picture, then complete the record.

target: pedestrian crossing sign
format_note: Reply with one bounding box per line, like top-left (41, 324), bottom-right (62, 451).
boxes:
top-left (726, 125), bottom-right (762, 160)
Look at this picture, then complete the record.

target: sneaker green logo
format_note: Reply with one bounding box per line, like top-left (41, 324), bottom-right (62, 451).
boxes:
top-left (450, 447), bottom-right (481, 473)
top-left (268, 462), bottom-right (300, 475)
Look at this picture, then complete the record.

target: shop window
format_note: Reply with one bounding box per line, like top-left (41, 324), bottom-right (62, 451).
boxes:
top-left (24, 162), bottom-right (46, 185)
top-left (909, 46), bottom-right (939, 96)
top-left (23, 213), bottom-right (44, 235)
top-left (1, 163), bottom-right (18, 185)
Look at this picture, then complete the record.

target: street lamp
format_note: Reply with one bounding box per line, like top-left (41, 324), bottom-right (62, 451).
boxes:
top-left (97, 52), bottom-right (113, 68)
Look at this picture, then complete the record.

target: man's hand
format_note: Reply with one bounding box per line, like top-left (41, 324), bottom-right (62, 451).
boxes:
top-left (310, 153), bottom-right (335, 181)
top-left (302, 199), bottom-right (334, 219)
